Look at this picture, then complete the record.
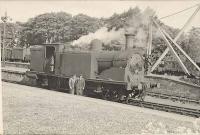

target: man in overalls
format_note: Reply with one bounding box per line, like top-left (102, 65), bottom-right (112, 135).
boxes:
top-left (76, 74), bottom-right (85, 96)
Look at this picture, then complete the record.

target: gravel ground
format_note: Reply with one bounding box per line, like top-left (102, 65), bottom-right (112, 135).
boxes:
top-left (2, 82), bottom-right (200, 134)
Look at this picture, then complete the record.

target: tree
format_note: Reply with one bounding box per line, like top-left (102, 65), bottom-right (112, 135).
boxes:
top-left (188, 27), bottom-right (200, 62)
top-left (70, 14), bottom-right (104, 41)
top-left (18, 12), bottom-right (73, 46)
top-left (0, 22), bottom-right (19, 48)
top-left (17, 12), bottom-right (104, 46)
top-left (105, 7), bottom-right (142, 31)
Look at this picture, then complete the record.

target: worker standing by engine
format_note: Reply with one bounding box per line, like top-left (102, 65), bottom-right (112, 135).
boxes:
top-left (69, 74), bottom-right (77, 95)
top-left (76, 74), bottom-right (85, 96)
top-left (49, 54), bottom-right (55, 73)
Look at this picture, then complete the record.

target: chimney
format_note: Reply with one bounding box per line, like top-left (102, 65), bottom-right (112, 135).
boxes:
top-left (125, 33), bottom-right (135, 50)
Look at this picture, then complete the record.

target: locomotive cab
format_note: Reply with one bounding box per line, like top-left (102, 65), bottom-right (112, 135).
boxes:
top-left (30, 43), bottom-right (64, 73)
top-left (45, 46), bottom-right (55, 73)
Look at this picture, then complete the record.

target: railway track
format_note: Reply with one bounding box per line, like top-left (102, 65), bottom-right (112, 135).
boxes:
top-left (126, 99), bottom-right (200, 118)
top-left (147, 91), bottom-right (200, 104)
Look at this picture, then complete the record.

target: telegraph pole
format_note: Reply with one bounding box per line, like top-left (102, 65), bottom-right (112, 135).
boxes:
top-left (0, 14), bottom-right (2, 135)
top-left (0, 29), bottom-right (1, 57)
top-left (1, 12), bottom-right (7, 67)
top-left (1, 11), bottom-right (11, 67)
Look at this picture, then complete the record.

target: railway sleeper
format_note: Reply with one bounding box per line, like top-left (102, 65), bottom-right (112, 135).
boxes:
top-left (141, 102), bottom-right (199, 117)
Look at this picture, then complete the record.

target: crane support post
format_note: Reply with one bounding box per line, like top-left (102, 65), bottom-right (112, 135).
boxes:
top-left (149, 23), bottom-right (152, 55)
top-left (147, 21), bottom-right (153, 56)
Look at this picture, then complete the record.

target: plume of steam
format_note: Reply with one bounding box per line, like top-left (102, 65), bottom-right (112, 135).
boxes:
top-left (142, 7), bottom-right (155, 25)
top-left (72, 27), bottom-right (125, 47)
top-left (72, 7), bottom-right (156, 49)
top-left (125, 7), bottom-right (155, 48)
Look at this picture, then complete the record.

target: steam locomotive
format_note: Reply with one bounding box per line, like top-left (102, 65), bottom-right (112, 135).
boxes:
top-left (27, 34), bottom-right (200, 102)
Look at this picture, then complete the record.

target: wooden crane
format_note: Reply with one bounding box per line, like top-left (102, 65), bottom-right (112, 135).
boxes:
top-left (147, 4), bottom-right (200, 76)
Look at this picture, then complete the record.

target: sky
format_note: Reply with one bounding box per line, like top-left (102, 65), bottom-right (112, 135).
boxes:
top-left (0, 0), bottom-right (200, 31)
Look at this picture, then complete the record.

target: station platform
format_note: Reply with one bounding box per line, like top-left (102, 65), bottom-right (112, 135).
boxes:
top-left (3, 82), bottom-right (199, 134)
top-left (1, 66), bottom-right (29, 73)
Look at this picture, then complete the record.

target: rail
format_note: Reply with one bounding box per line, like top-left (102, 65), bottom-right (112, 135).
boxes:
top-left (147, 91), bottom-right (200, 104)
top-left (127, 100), bottom-right (200, 118)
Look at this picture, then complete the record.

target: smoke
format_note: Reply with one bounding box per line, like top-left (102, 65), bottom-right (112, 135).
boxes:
top-left (134, 28), bottom-right (148, 47)
top-left (72, 27), bottom-right (125, 47)
top-left (142, 7), bottom-right (155, 25)
top-left (72, 7), bottom-right (156, 49)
